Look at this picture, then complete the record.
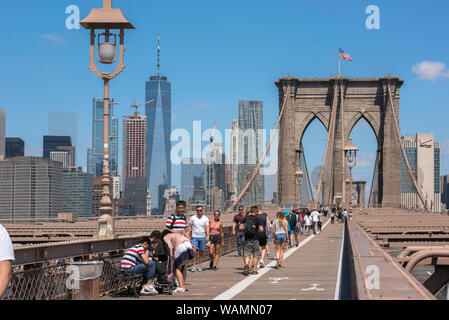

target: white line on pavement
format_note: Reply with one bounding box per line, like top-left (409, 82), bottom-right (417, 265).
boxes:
top-left (334, 222), bottom-right (346, 300)
top-left (213, 219), bottom-right (332, 300)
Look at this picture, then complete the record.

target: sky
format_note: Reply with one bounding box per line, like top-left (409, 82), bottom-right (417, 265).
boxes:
top-left (0, 0), bottom-right (448, 200)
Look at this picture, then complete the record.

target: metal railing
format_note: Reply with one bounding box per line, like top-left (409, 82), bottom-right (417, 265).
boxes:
top-left (2, 227), bottom-right (237, 300)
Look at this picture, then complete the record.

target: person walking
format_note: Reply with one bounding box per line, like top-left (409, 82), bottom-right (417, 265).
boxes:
top-left (330, 209), bottom-right (335, 224)
top-left (165, 201), bottom-right (188, 234)
top-left (256, 207), bottom-right (270, 268)
top-left (304, 212), bottom-right (312, 235)
top-left (299, 210), bottom-right (306, 235)
top-left (272, 211), bottom-right (288, 269)
top-left (310, 208), bottom-right (320, 235)
top-left (284, 210), bottom-right (292, 247)
top-left (240, 206), bottom-right (263, 275)
top-left (232, 206), bottom-right (245, 257)
top-left (186, 205), bottom-right (209, 272)
top-left (209, 211), bottom-right (224, 270)
top-left (0, 224), bottom-right (14, 299)
top-left (318, 211), bottom-right (323, 232)
top-left (343, 208), bottom-right (348, 224)
top-left (290, 209), bottom-right (301, 247)
top-left (162, 229), bottom-right (195, 294)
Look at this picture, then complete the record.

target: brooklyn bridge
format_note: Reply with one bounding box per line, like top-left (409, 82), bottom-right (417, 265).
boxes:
top-left (1, 75), bottom-right (448, 301)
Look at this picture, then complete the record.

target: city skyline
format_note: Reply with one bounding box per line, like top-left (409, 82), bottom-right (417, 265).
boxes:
top-left (0, 0), bottom-right (448, 195)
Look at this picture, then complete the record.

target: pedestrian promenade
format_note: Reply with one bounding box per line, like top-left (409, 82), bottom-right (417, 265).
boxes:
top-left (103, 219), bottom-right (345, 300)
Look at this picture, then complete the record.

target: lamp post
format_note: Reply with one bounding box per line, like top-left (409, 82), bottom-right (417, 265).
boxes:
top-left (295, 168), bottom-right (304, 208)
top-left (343, 139), bottom-right (358, 211)
top-left (80, 1), bottom-right (135, 215)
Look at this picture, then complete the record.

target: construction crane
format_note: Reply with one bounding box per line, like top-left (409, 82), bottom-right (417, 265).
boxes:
top-left (210, 118), bottom-right (218, 145)
top-left (129, 99), bottom-right (154, 116)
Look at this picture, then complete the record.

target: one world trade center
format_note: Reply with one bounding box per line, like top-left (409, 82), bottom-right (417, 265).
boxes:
top-left (145, 34), bottom-right (171, 215)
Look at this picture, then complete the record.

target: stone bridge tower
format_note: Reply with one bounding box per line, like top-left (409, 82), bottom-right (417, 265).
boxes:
top-left (275, 76), bottom-right (403, 208)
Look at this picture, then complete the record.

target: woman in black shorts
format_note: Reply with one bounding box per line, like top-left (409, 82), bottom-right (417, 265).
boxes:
top-left (209, 211), bottom-right (224, 270)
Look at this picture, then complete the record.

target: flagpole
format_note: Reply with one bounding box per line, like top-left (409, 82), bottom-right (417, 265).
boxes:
top-left (338, 57), bottom-right (341, 77)
top-left (338, 54), bottom-right (341, 77)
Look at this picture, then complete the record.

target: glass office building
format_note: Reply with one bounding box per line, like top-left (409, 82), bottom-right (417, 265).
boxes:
top-left (5, 138), bottom-right (24, 158)
top-left (43, 136), bottom-right (72, 158)
top-left (237, 100), bottom-right (265, 206)
top-left (145, 71), bottom-right (171, 215)
top-left (48, 111), bottom-right (78, 163)
top-left (181, 158), bottom-right (205, 203)
top-left (400, 134), bottom-right (442, 212)
top-left (89, 98), bottom-right (119, 178)
top-left (62, 168), bottom-right (93, 217)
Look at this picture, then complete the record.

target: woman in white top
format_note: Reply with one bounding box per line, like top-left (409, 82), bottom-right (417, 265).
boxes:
top-left (271, 211), bottom-right (288, 269)
top-left (303, 213), bottom-right (312, 235)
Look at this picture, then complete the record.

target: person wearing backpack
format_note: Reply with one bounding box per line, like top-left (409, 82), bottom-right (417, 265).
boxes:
top-left (165, 201), bottom-right (188, 234)
top-left (299, 210), bottom-right (306, 235)
top-left (239, 206), bottom-right (263, 276)
top-left (290, 209), bottom-right (300, 247)
top-left (256, 206), bottom-right (270, 268)
top-left (272, 211), bottom-right (288, 268)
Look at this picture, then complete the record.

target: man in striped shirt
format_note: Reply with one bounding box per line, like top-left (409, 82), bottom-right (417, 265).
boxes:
top-left (165, 200), bottom-right (188, 234)
top-left (120, 231), bottom-right (161, 295)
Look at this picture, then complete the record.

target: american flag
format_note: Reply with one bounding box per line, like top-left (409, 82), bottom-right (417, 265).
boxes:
top-left (339, 48), bottom-right (352, 61)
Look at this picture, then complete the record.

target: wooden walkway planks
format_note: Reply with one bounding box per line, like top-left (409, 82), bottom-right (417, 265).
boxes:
top-left (104, 219), bottom-right (346, 300)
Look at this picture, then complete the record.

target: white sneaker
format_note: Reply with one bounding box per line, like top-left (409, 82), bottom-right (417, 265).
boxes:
top-left (259, 261), bottom-right (265, 268)
top-left (190, 266), bottom-right (197, 272)
top-left (140, 284), bottom-right (158, 295)
top-left (197, 266), bottom-right (203, 272)
top-left (173, 287), bottom-right (186, 294)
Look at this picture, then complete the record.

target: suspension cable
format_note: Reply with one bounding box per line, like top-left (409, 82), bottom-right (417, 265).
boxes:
top-left (387, 80), bottom-right (427, 210)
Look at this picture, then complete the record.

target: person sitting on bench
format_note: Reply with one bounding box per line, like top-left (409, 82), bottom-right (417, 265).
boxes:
top-left (120, 231), bottom-right (161, 295)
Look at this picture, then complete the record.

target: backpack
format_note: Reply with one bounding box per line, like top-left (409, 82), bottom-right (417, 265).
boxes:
top-left (290, 213), bottom-right (298, 227)
top-left (244, 215), bottom-right (258, 236)
top-left (169, 213), bottom-right (186, 229)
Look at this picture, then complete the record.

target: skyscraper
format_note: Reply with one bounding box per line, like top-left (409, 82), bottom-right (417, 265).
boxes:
top-left (48, 111), bottom-right (78, 162)
top-left (442, 175), bottom-right (449, 210)
top-left (230, 119), bottom-right (239, 201)
top-left (123, 109), bottom-right (147, 215)
top-left (181, 158), bottom-right (205, 204)
top-left (50, 151), bottom-right (71, 169)
top-left (205, 143), bottom-right (228, 209)
top-left (43, 136), bottom-right (72, 158)
top-left (5, 138), bottom-right (24, 158)
top-left (57, 146), bottom-right (75, 168)
top-left (237, 100), bottom-right (265, 206)
top-left (145, 34), bottom-right (171, 215)
top-left (401, 133), bottom-right (442, 212)
top-left (0, 108), bottom-right (5, 160)
top-left (89, 97), bottom-right (119, 178)
top-left (62, 167), bottom-right (93, 217)
top-left (0, 157), bottom-right (63, 219)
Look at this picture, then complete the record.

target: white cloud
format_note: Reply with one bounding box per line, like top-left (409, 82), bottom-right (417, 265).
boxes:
top-left (41, 33), bottom-right (64, 43)
top-left (411, 61), bottom-right (449, 82)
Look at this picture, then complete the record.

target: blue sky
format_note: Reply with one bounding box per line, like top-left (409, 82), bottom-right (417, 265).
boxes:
top-left (0, 0), bottom-right (448, 198)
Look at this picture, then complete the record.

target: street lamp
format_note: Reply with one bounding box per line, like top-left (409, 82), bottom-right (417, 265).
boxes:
top-left (295, 168), bottom-right (304, 207)
top-left (343, 138), bottom-right (358, 210)
top-left (80, 0), bottom-right (135, 215)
